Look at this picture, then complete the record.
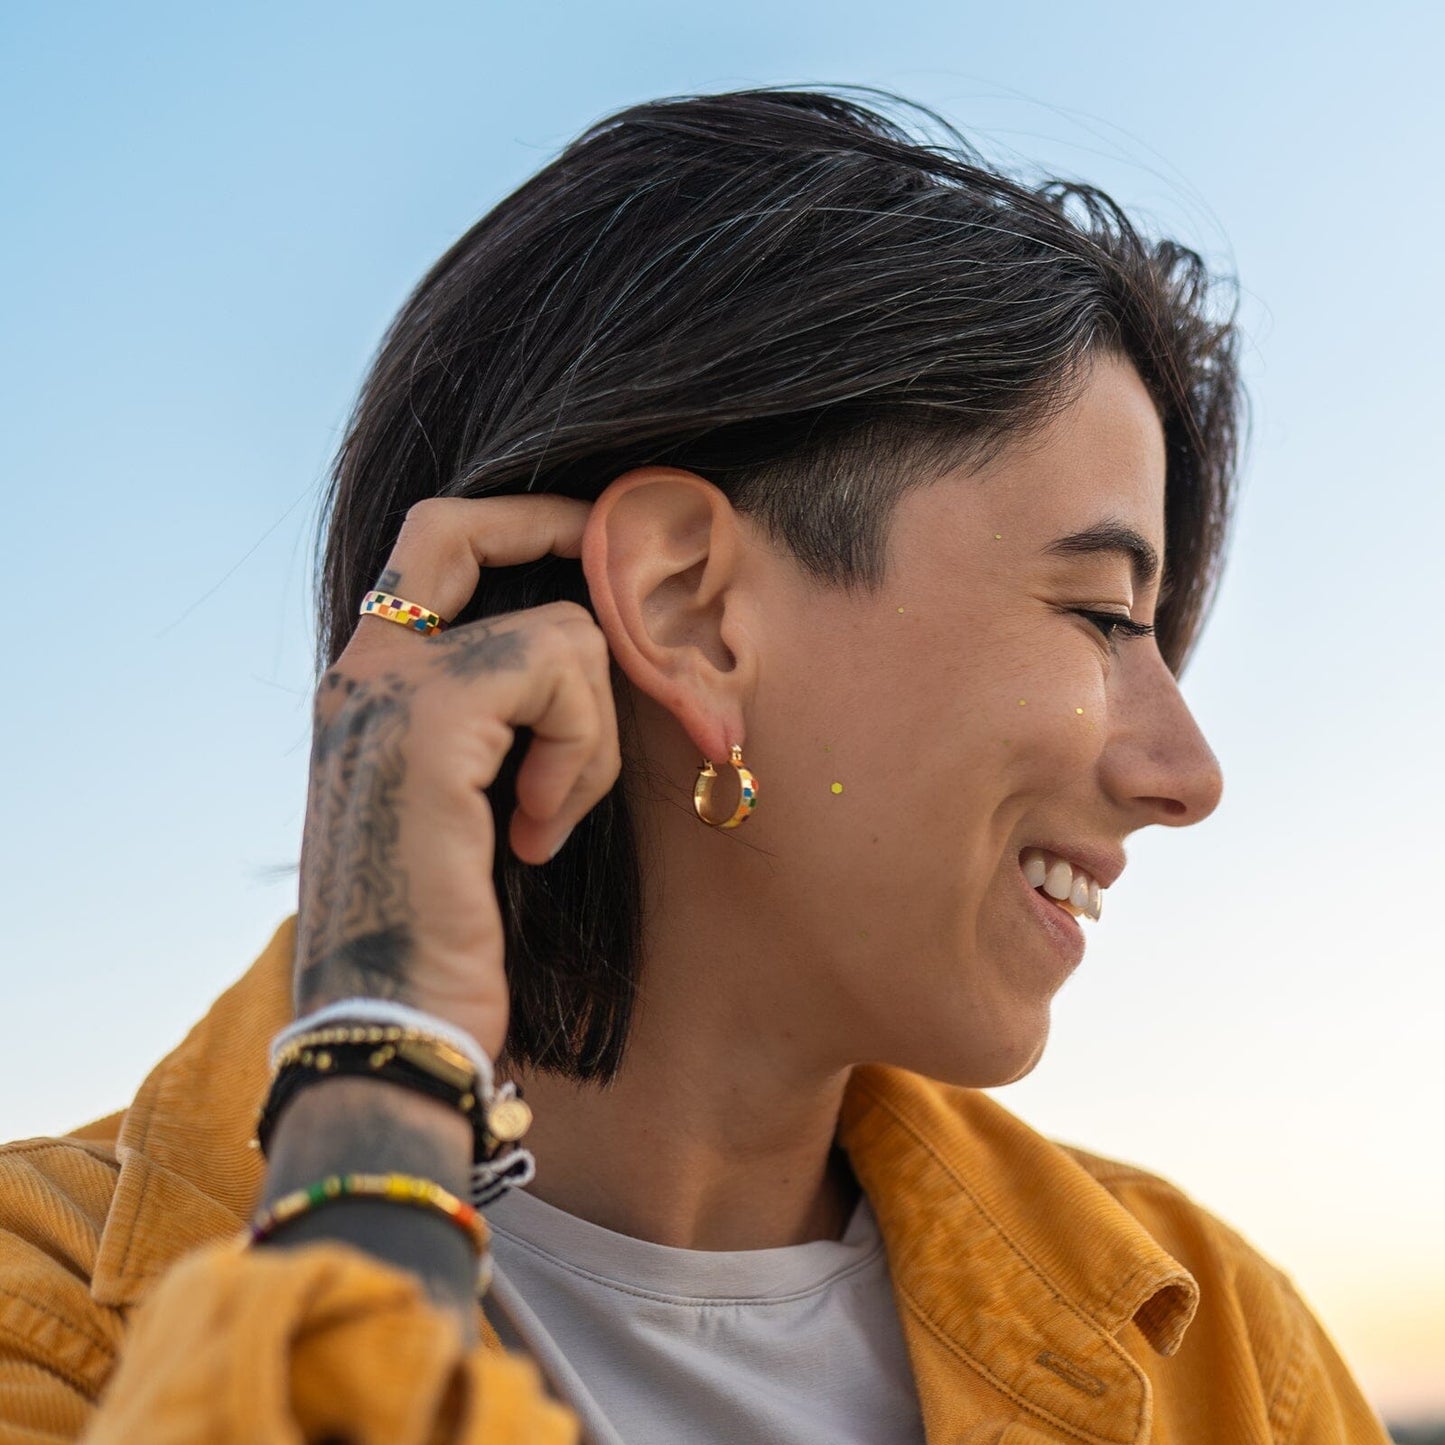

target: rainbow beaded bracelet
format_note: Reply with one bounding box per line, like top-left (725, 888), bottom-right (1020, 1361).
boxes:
top-left (248, 1171), bottom-right (491, 1257)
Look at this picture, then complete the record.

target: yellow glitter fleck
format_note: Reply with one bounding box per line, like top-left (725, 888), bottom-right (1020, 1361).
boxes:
top-left (822, 744), bottom-right (831, 752)
top-left (1018, 699), bottom-right (1027, 706)
top-left (1075, 707), bottom-right (1084, 715)
top-left (897, 606), bottom-right (905, 613)
top-left (993, 533), bottom-right (1002, 540)
top-left (830, 782), bottom-right (844, 795)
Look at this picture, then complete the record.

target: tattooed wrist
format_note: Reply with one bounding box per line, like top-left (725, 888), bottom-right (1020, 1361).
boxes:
top-left (296, 922), bottom-right (416, 1013)
top-left (259, 1077), bottom-right (479, 1329)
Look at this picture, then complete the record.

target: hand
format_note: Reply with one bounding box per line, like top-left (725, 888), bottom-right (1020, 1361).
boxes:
top-left (293, 495), bottom-right (622, 1060)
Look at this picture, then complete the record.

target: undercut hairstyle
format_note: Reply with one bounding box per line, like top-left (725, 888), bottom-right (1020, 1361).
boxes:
top-left (315, 87), bottom-right (1245, 1084)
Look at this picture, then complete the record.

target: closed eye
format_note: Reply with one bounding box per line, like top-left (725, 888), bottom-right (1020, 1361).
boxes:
top-left (1071, 609), bottom-right (1156, 649)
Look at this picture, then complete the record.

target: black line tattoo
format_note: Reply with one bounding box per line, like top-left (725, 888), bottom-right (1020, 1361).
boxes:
top-left (376, 567), bottom-right (403, 592)
top-left (428, 620), bottom-right (529, 681)
top-left (298, 670), bottom-right (417, 1011)
top-left (301, 924), bottom-right (415, 1008)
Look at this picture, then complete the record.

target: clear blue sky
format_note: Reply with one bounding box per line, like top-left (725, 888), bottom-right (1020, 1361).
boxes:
top-left (4, 0), bottom-right (1442, 1419)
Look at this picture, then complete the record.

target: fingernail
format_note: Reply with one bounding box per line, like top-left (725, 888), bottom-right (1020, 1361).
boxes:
top-left (548, 828), bottom-right (573, 861)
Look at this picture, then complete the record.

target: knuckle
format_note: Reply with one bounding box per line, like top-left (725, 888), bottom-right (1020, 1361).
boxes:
top-left (316, 663), bottom-right (346, 695)
top-left (399, 498), bottom-right (468, 559)
top-left (578, 622), bottom-right (611, 664)
top-left (312, 665), bottom-right (358, 717)
top-left (532, 619), bottom-right (579, 667)
top-left (470, 710), bottom-right (517, 759)
top-left (545, 598), bottom-right (595, 627)
top-left (403, 496), bottom-right (453, 527)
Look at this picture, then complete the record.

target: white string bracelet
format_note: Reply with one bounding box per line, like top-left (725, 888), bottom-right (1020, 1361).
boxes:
top-left (472, 1135), bottom-right (537, 1209)
top-left (270, 997), bottom-right (496, 1102)
top-left (269, 997), bottom-right (537, 1208)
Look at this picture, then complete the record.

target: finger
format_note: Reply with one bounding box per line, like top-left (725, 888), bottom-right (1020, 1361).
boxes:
top-left (364, 495), bottom-right (592, 626)
top-left (507, 652), bottom-right (608, 864)
top-left (515, 740), bottom-right (622, 866)
top-left (446, 610), bottom-right (619, 822)
top-left (532, 617), bottom-right (624, 831)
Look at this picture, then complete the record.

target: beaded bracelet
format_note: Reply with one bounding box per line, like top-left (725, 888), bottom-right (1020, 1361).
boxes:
top-left (274, 1024), bottom-right (478, 1090)
top-left (248, 1171), bottom-right (491, 1256)
top-left (270, 998), bottom-right (495, 1097)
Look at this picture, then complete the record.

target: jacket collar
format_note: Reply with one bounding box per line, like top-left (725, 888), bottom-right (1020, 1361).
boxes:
top-left (92, 916), bottom-right (1197, 1442)
top-left (837, 1065), bottom-right (1198, 1441)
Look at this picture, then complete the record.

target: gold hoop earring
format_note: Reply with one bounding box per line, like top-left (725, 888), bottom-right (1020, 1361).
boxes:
top-left (693, 744), bottom-right (758, 829)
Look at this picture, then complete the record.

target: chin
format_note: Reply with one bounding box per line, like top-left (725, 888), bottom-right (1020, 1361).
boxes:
top-left (996, 1029), bottom-right (1049, 1085)
top-left (891, 1011), bottom-right (1052, 1090)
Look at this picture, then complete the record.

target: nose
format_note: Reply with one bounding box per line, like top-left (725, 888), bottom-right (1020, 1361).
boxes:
top-left (1102, 653), bottom-right (1224, 828)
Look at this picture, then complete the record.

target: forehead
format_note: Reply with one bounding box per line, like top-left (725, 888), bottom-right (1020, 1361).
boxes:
top-left (975, 354), bottom-right (1165, 526)
top-left (891, 353), bottom-right (1167, 578)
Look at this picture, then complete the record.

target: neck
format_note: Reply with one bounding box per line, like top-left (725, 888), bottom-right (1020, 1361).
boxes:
top-left (492, 707), bottom-right (876, 1250)
top-left (496, 1026), bottom-right (861, 1252)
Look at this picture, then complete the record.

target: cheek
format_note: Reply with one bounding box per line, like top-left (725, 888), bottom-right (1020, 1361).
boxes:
top-left (764, 608), bottom-right (1105, 848)
top-left (823, 620), bottom-right (1107, 830)
top-left (982, 640), bottom-right (1110, 788)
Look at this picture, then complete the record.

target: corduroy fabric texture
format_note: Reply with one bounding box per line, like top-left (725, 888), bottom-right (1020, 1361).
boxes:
top-left (0, 916), bottom-right (1390, 1443)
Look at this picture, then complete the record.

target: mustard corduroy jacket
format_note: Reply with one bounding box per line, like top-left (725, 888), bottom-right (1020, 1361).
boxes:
top-left (0, 917), bottom-right (1390, 1443)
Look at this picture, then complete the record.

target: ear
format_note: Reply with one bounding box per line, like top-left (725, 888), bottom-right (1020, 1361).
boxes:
top-left (581, 467), bottom-right (757, 763)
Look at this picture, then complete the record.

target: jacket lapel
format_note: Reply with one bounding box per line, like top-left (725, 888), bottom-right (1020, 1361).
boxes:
top-left (839, 1064), bottom-right (1198, 1443)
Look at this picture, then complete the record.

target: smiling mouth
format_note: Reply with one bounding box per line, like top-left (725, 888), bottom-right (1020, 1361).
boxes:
top-left (1020, 848), bottom-right (1103, 921)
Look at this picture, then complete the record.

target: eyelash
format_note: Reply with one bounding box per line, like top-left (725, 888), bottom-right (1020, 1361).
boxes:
top-left (1071, 609), bottom-right (1156, 650)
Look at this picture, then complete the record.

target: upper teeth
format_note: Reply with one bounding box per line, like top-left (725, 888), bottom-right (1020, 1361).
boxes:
top-left (1021, 848), bottom-right (1103, 921)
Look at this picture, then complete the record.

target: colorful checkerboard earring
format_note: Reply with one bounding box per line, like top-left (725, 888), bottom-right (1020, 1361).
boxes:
top-left (693, 744), bottom-right (758, 829)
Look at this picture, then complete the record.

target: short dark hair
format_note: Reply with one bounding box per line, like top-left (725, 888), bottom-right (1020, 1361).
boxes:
top-left (316, 87), bottom-right (1245, 1084)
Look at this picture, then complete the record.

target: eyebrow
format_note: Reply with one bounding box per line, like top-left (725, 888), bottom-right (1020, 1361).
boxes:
top-left (1043, 520), bottom-right (1160, 591)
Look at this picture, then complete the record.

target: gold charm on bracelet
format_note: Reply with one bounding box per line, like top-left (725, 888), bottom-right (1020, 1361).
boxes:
top-left (486, 1095), bottom-right (533, 1143)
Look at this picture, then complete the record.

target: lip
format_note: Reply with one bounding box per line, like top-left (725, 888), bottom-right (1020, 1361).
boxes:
top-left (1022, 840), bottom-right (1126, 890)
top-left (1016, 859), bottom-right (1086, 971)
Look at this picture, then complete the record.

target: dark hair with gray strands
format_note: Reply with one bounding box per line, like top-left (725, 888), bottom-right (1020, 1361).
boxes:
top-left (315, 86), bottom-right (1245, 1084)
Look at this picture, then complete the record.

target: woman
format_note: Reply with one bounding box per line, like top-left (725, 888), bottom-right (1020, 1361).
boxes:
top-left (0, 89), bottom-right (1389, 1443)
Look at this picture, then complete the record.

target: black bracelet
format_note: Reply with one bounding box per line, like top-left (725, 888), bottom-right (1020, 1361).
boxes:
top-left (254, 1043), bottom-right (527, 1164)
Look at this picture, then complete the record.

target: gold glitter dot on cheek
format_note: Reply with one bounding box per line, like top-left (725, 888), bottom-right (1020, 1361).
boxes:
top-left (830, 782), bottom-right (844, 795)
top-left (993, 533), bottom-right (1002, 540)
top-left (1075, 707), bottom-right (1084, 715)
top-left (897, 606), bottom-right (906, 613)
top-left (1018, 699), bottom-right (1027, 707)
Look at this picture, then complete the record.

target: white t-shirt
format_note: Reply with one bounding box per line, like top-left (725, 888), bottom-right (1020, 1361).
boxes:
top-left (480, 1184), bottom-right (927, 1445)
